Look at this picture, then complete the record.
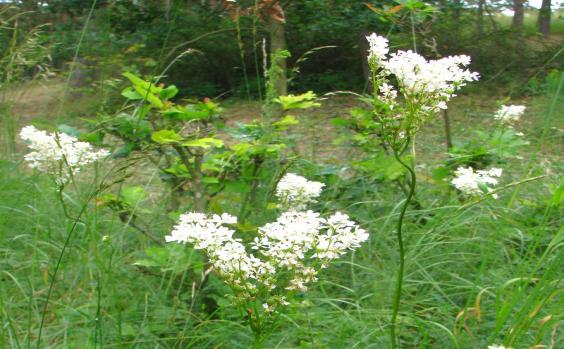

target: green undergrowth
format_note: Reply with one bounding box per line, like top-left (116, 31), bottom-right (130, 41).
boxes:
top-left (0, 89), bottom-right (562, 348)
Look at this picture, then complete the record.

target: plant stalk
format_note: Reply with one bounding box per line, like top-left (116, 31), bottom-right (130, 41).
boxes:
top-left (36, 190), bottom-right (91, 348)
top-left (390, 148), bottom-right (417, 349)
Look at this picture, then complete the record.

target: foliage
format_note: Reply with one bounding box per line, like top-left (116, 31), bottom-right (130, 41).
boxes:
top-left (1, 2), bottom-right (563, 349)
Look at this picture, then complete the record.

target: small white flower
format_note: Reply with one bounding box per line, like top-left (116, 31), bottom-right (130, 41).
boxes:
top-left (314, 212), bottom-right (369, 261)
top-left (488, 345), bottom-right (512, 349)
top-left (276, 173), bottom-right (325, 210)
top-left (379, 82), bottom-right (398, 104)
top-left (366, 33), bottom-right (389, 65)
top-left (494, 105), bottom-right (526, 123)
top-left (383, 50), bottom-right (478, 98)
top-left (254, 210), bottom-right (325, 268)
top-left (451, 166), bottom-right (503, 198)
top-left (262, 303), bottom-right (273, 313)
top-left (20, 125), bottom-right (109, 185)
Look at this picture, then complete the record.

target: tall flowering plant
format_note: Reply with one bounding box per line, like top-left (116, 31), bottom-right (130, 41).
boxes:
top-left (19, 125), bottom-right (110, 347)
top-left (365, 33), bottom-right (479, 348)
top-left (166, 173), bottom-right (368, 347)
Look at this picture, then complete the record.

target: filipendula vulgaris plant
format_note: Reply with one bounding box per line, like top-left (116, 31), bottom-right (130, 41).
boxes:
top-left (444, 102), bottom-right (528, 179)
top-left (364, 33), bottom-right (479, 348)
top-left (19, 125), bottom-right (113, 348)
top-left (446, 103), bottom-right (528, 200)
top-left (165, 173), bottom-right (368, 348)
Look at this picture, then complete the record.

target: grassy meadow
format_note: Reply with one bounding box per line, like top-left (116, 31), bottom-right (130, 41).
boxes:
top-left (1, 81), bottom-right (562, 348)
top-left (1, 2), bottom-right (563, 349)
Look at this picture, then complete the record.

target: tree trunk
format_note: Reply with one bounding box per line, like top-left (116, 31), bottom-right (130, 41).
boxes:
top-left (442, 109), bottom-right (453, 151)
top-left (267, 18), bottom-right (287, 97)
top-left (512, 0), bottom-right (526, 28)
top-left (477, 0), bottom-right (485, 37)
top-left (537, 0), bottom-right (551, 36)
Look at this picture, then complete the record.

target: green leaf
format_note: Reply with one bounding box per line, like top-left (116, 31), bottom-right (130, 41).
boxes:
top-left (431, 166), bottom-right (451, 181)
top-left (159, 85), bottom-right (179, 100)
top-left (182, 137), bottom-right (224, 149)
top-left (123, 72), bottom-right (157, 92)
top-left (151, 130), bottom-right (183, 144)
top-left (121, 186), bottom-right (147, 207)
top-left (57, 124), bottom-right (81, 137)
top-left (354, 152), bottom-right (408, 181)
top-left (202, 176), bottom-right (220, 184)
top-left (121, 87), bottom-right (143, 100)
top-left (274, 91), bottom-right (321, 110)
top-left (225, 181), bottom-right (252, 193)
top-left (273, 115), bottom-right (299, 129)
top-left (132, 85), bottom-right (164, 109)
top-left (122, 72), bottom-right (164, 108)
top-left (477, 182), bottom-right (490, 194)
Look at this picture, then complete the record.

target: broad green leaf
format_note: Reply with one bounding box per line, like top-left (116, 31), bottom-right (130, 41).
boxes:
top-left (274, 91), bottom-right (320, 110)
top-left (121, 87), bottom-right (143, 100)
top-left (123, 72), bottom-right (158, 93)
top-left (132, 85), bottom-right (164, 109)
top-left (151, 130), bottom-right (183, 144)
top-left (122, 72), bottom-right (164, 108)
top-left (182, 137), bottom-right (224, 149)
top-left (159, 85), bottom-right (179, 100)
top-left (273, 115), bottom-right (299, 129)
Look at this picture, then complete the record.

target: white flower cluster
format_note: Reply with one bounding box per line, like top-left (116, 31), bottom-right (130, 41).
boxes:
top-left (494, 105), bottom-right (526, 124)
top-left (253, 210), bottom-right (368, 291)
top-left (165, 212), bottom-right (275, 290)
top-left (365, 33), bottom-right (478, 113)
top-left (488, 345), bottom-right (512, 349)
top-left (275, 173), bottom-right (325, 210)
top-left (166, 174), bottom-right (368, 312)
top-left (451, 166), bottom-right (503, 198)
top-left (384, 51), bottom-right (478, 98)
top-left (366, 33), bottom-right (389, 65)
top-left (20, 125), bottom-right (109, 185)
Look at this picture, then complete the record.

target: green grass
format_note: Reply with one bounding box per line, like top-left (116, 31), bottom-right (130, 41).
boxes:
top-left (1, 76), bottom-right (562, 348)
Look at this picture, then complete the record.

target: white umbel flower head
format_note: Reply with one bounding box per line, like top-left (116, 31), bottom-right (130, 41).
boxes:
top-left (254, 210), bottom-right (325, 268)
top-left (494, 105), bottom-right (526, 124)
top-left (314, 212), bottom-right (369, 261)
top-left (166, 179), bottom-right (367, 312)
top-left (20, 125), bottom-right (109, 185)
top-left (366, 33), bottom-right (389, 66)
top-left (451, 166), bottom-right (503, 198)
top-left (276, 173), bottom-right (325, 210)
top-left (165, 212), bottom-right (237, 248)
top-left (166, 212), bottom-right (273, 290)
top-left (383, 50), bottom-right (479, 100)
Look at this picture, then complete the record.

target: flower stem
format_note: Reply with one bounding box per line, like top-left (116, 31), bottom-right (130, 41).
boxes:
top-left (253, 334), bottom-right (262, 349)
top-left (390, 149), bottom-right (417, 349)
top-left (36, 186), bottom-right (97, 348)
